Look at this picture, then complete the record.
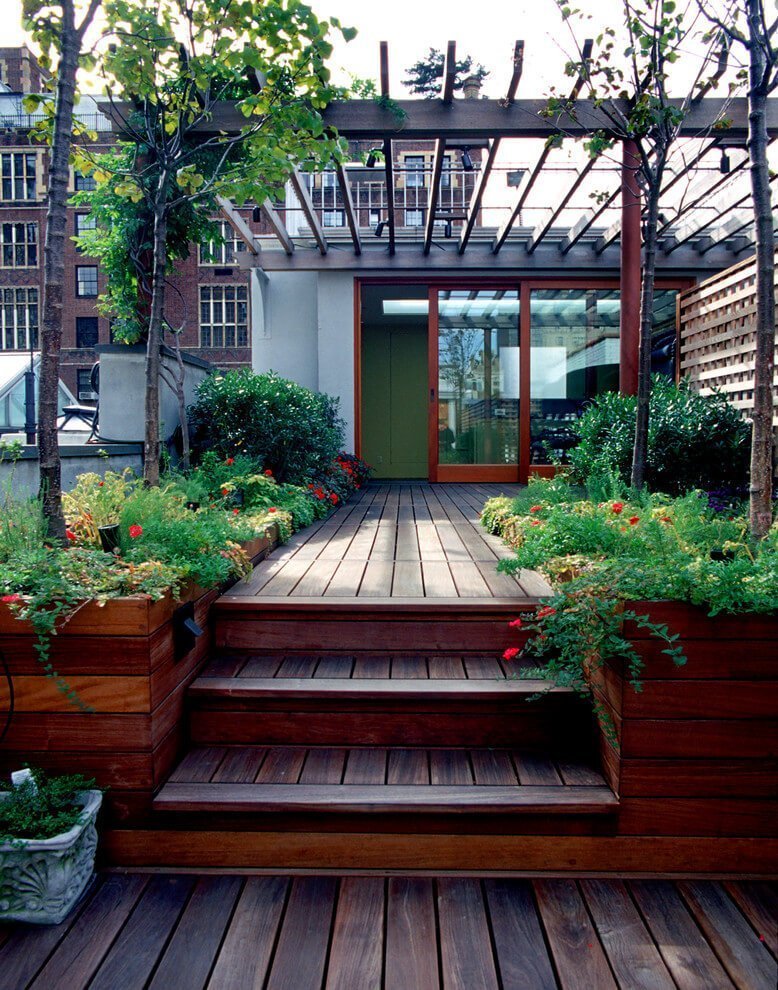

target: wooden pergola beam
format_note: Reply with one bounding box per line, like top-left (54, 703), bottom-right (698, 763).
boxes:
top-left (380, 41), bottom-right (395, 257)
top-left (216, 195), bottom-right (259, 255)
top-left (656, 157), bottom-right (749, 237)
top-left (559, 187), bottom-right (619, 254)
top-left (423, 137), bottom-right (447, 255)
top-left (492, 39), bottom-right (593, 254)
top-left (661, 176), bottom-right (777, 253)
top-left (442, 40), bottom-right (457, 104)
top-left (289, 169), bottom-right (327, 255)
top-left (458, 41), bottom-right (524, 255)
top-left (261, 198), bottom-right (294, 255)
top-left (335, 164), bottom-right (361, 256)
top-left (526, 158), bottom-right (596, 254)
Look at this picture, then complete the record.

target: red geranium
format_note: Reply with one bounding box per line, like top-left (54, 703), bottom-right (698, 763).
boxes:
top-left (264, 469), bottom-right (273, 477)
top-left (611, 502), bottom-right (624, 515)
top-left (536, 606), bottom-right (556, 619)
top-left (129, 524), bottom-right (143, 539)
top-left (268, 507), bottom-right (277, 513)
top-left (628, 515), bottom-right (640, 526)
top-left (330, 494), bottom-right (339, 504)
top-left (529, 505), bottom-right (543, 513)
top-left (502, 647), bottom-right (520, 661)
top-left (225, 457), bottom-right (234, 466)
top-left (508, 618), bottom-right (522, 629)
top-left (2, 593), bottom-right (22, 603)
top-left (65, 529), bottom-right (76, 541)
top-left (221, 487), bottom-right (230, 497)
top-left (232, 508), bottom-right (240, 515)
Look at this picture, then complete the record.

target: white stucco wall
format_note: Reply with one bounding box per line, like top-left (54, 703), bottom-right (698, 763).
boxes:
top-left (252, 270), bottom-right (319, 390)
top-left (317, 272), bottom-right (357, 450)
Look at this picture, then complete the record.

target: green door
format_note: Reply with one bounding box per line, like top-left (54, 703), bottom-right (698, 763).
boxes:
top-left (362, 324), bottom-right (428, 479)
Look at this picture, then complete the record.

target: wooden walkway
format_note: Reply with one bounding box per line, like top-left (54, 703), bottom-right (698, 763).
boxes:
top-left (223, 482), bottom-right (552, 603)
top-left (2, 873), bottom-right (775, 989)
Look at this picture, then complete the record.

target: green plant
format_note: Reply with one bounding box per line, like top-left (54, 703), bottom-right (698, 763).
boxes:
top-left (190, 370), bottom-right (345, 484)
top-left (62, 468), bottom-right (138, 544)
top-left (568, 377), bottom-right (751, 495)
top-left (0, 769), bottom-right (97, 843)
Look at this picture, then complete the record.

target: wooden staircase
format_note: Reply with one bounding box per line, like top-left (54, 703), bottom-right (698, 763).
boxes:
top-left (140, 651), bottom-right (618, 869)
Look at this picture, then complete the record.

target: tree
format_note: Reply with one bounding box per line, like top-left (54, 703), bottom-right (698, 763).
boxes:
top-left (550, 0), bottom-right (728, 489)
top-left (79, 0), bottom-right (352, 486)
top-left (697, 0), bottom-right (777, 539)
top-left (403, 48), bottom-right (489, 98)
top-left (22, 0), bottom-right (103, 543)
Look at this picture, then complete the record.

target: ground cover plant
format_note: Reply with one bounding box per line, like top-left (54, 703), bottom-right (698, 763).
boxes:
top-left (0, 769), bottom-right (97, 844)
top-left (484, 473), bottom-right (778, 731)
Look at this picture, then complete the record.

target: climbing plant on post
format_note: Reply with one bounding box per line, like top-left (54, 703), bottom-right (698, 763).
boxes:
top-left (82, 0), bottom-right (353, 486)
top-left (696, 0), bottom-right (778, 539)
top-left (550, 0), bottom-right (729, 489)
top-left (22, 0), bottom-right (103, 543)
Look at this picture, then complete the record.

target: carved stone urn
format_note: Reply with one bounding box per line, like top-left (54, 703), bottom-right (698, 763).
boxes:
top-left (0, 790), bottom-right (102, 925)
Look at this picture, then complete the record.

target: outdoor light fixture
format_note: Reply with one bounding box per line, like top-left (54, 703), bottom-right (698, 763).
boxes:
top-left (444, 220), bottom-right (453, 238)
top-left (366, 148), bottom-right (382, 168)
top-left (719, 150), bottom-right (731, 174)
top-left (252, 206), bottom-right (262, 222)
top-left (460, 147), bottom-right (474, 172)
top-left (374, 219), bottom-right (387, 237)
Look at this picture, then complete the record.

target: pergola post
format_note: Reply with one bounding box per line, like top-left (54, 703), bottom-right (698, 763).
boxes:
top-left (620, 138), bottom-right (641, 395)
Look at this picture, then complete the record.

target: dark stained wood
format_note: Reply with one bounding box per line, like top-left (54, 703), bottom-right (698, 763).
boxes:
top-left (471, 748), bottom-right (519, 785)
top-left (385, 878), bottom-right (440, 990)
top-left (212, 747), bottom-right (266, 783)
top-left (438, 879), bottom-right (499, 990)
top-left (428, 655), bottom-right (467, 678)
top-left (255, 747), bottom-right (305, 783)
top-left (580, 880), bottom-right (676, 990)
top-left (207, 877), bottom-right (287, 990)
top-left (325, 877), bottom-right (384, 990)
top-left (678, 881), bottom-right (778, 990)
top-left (534, 879), bottom-right (618, 990)
top-left (630, 881), bottom-right (736, 990)
top-left (430, 749), bottom-right (473, 785)
top-left (148, 876), bottom-right (242, 990)
top-left (266, 877), bottom-right (338, 990)
top-left (723, 881), bottom-right (778, 957)
top-left (343, 747), bottom-right (387, 783)
top-left (168, 746), bottom-right (226, 783)
top-left (87, 876), bottom-right (195, 990)
top-left (387, 748), bottom-right (429, 784)
top-left (484, 879), bottom-right (557, 990)
top-left (300, 747), bottom-right (347, 784)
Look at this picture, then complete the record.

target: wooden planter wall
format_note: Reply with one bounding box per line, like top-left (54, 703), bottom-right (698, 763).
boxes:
top-left (679, 249), bottom-right (778, 470)
top-left (0, 529), bottom-right (277, 824)
top-left (592, 602), bottom-right (777, 850)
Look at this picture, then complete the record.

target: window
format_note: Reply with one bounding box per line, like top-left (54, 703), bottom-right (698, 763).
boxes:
top-left (0, 287), bottom-right (38, 350)
top-left (404, 155), bottom-right (425, 188)
top-left (76, 316), bottom-right (99, 348)
top-left (321, 170), bottom-right (337, 188)
top-left (441, 154), bottom-right (452, 188)
top-left (200, 219), bottom-right (247, 265)
top-left (75, 213), bottom-right (96, 237)
top-left (200, 285), bottom-right (249, 348)
top-left (0, 222), bottom-right (38, 268)
top-left (77, 369), bottom-right (97, 402)
top-left (74, 171), bottom-right (96, 192)
top-left (1, 153), bottom-right (37, 201)
top-left (369, 209), bottom-right (381, 227)
top-left (405, 209), bottom-right (424, 227)
top-left (322, 210), bottom-right (345, 228)
top-left (76, 266), bottom-right (98, 297)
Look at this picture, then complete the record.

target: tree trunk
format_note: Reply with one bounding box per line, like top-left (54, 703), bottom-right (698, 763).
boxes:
top-left (630, 183), bottom-right (661, 490)
top-left (144, 189), bottom-right (169, 486)
top-left (746, 0), bottom-right (775, 539)
top-left (38, 3), bottom-right (80, 543)
top-left (172, 333), bottom-right (190, 470)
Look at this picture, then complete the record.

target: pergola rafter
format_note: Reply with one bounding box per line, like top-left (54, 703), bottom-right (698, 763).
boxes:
top-left (336, 163), bottom-right (361, 256)
top-left (380, 41), bottom-right (396, 257)
top-left (526, 157), bottom-right (596, 254)
top-left (423, 42), bottom-right (455, 255)
top-left (290, 168), bottom-right (327, 255)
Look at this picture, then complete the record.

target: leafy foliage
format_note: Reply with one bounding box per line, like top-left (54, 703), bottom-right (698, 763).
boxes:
top-left (567, 377), bottom-right (751, 495)
top-left (190, 370), bottom-right (345, 484)
top-left (403, 48), bottom-right (489, 98)
top-left (0, 769), bottom-right (97, 843)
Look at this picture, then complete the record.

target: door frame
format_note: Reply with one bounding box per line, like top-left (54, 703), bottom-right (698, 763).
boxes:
top-left (355, 275), bottom-right (692, 484)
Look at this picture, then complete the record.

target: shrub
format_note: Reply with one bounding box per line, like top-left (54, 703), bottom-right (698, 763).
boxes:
top-left (0, 769), bottom-right (97, 842)
top-left (568, 376), bottom-right (751, 495)
top-left (190, 370), bottom-right (344, 484)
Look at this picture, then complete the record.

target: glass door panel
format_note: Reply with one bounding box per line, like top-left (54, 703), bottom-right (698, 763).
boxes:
top-left (434, 288), bottom-right (520, 479)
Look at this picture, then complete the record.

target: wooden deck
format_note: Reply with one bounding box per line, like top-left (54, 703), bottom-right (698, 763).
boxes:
top-left (222, 482), bottom-right (551, 603)
top-left (2, 873), bottom-right (775, 989)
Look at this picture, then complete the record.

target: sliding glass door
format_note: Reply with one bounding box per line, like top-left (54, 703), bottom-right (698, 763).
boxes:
top-left (430, 288), bottom-right (521, 482)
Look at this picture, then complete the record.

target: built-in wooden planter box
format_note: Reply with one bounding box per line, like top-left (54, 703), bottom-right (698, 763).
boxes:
top-left (591, 601), bottom-right (777, 848)
top-left (0, 526), bottom-right (279, 825)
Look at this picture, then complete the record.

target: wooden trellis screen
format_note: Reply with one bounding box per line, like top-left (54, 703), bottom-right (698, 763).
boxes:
top-left (679, 249), bottom-right (778, 460)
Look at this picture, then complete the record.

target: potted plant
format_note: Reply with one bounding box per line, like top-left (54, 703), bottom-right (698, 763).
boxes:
top-left (0, 769), bottom-right (102, 925)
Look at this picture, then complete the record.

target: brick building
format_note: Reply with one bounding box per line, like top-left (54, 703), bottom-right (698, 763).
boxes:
top-left (0, 46), bottom-right (473, 403)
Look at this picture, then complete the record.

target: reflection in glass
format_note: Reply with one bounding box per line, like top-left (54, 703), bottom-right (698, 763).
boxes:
top-left (437, 290), bottom-right (519, 466)
top-left (529, 289), bottom-right (620, 464)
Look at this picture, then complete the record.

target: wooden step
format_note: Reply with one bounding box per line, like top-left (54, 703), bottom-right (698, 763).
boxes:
top-left (154, 746), bottom-right (618, 818)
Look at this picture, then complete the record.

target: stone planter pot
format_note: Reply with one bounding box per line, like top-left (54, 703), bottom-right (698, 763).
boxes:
top-left (0, 789), bottom-right (102, 925)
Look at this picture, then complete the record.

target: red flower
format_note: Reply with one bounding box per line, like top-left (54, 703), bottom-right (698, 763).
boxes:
top-left (611, 502), bottom-right (624, 515)
top-left (268, 507), bottom-right (277, 513)
top-left (65, 529), bottom-right (76, 541)
top-left (508, 618), bottom-right (523, 629)
top-left (661, 516), bottom-right (671, 523)
top-left (225, 457), bottom-right (234, 466)
top-left (529, 505), bottom-right (543, 514)
top-left (330, 494), bottom-right (339, 504)
top-left (530, 519), bottom-right (541, 527)
top-left (628, 515), bottom-right (640, 526)
top-left (264, 469), bottom-right (273, 477)
top-left (2, 593), bottom-right (22, 603)
top-left (129, 524), bottom-right (143, 539)
top-left (536, 606), bottom-right (556, 619)
top-left (503, 647), bottom-right (520, 661)
top-left (98, 481), bottom-right (104, 487)
top-left (221, 487), bottom-right (230, 497)
top-left (232, 508), bottom-right (240, 515)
